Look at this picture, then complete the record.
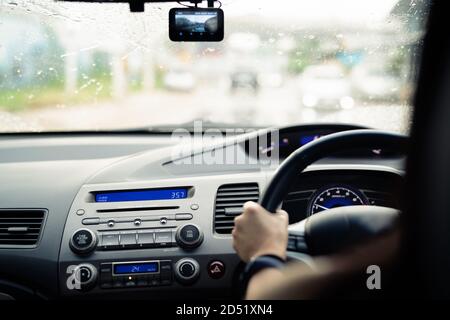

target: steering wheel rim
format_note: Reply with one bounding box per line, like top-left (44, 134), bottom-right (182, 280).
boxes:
top-left (260, 129), bottom-right (407, 256)
top-left (260, 129), bottom-right (408, 213)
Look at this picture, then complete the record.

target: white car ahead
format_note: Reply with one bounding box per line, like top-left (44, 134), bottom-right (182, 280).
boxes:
top-left (298, 64), bottom-right (354, 110)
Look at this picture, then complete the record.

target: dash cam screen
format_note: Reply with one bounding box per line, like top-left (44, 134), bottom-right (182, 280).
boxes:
top-left (176, 11), bottom-right (218, 34)
top-left (169, 8), bottom-right (224, 42)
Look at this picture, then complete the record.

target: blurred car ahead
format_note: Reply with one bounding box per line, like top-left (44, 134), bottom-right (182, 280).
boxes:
top-left (298, 64), bottom-right (354, 110)
top-left (230, 71), bottom-right (259, 93)
top-left (259, 72), bottom-right (283, 88)
top-left (351, 64), bottom-right (402, 103)
top-left (163, 68), bottom-right (196, 92)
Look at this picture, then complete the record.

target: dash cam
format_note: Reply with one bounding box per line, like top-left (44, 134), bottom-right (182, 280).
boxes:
top-left (169, 7), bottom-right (224, 42)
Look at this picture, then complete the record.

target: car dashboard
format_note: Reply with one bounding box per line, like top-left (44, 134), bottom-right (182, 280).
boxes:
top-left (0, 124), bottom-right (405, 300)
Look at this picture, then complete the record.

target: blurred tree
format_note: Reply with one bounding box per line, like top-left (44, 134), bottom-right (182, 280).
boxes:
top-left (287, 37), bottom-right (320, 74)
top-left (387, 48), bottom-right (407, 78)
top-left (34, 24), bottom-right (65, 87)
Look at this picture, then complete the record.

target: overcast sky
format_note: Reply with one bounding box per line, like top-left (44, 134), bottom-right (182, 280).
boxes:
top-left (224, 0), bottom-right (398, 23)
top-left (2, 0), bottom-right (401, 50)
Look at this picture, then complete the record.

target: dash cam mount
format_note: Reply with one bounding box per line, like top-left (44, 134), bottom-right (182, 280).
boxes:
top-left (57, 0), bottom-right (224, 41)
top-left (128, 1), bottom-right (225, 42)
top-left (128, 1), bottom-right (219, 13)
top-left (57, 1), bottom-right (220, 13)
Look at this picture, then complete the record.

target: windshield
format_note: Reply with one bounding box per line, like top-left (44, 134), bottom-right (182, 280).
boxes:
top-left (0, 0), bottom-right (428, 133)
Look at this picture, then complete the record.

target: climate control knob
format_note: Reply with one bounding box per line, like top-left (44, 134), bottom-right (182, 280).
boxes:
top-left (73, 263), bottom-right (98, 291)
top-left (69, 228), bottom-right (98, 255)
top-left (174, 258), bottom-right (200, 284)
top-left (176, 224), bottom-right (204, 250)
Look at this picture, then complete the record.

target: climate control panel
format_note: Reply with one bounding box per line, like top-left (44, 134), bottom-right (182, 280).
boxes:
top-left (65, 258), bottom-right (203, 292)
top-left (99, 260), bottom-right (175, 289)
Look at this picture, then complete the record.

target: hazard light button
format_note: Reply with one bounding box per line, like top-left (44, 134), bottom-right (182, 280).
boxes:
top-left (208, 260), bottom-right (225, 279)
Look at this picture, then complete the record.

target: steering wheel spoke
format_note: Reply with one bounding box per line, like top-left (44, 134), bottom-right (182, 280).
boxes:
top-left (288, 220), bottom-right (308, 253)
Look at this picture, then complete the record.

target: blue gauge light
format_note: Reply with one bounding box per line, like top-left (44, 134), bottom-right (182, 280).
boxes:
top-left (308, 186), bottom-right (368, 216)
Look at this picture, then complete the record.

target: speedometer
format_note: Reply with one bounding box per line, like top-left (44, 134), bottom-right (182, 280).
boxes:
top-left (308, 186), bottom-right (368, 216)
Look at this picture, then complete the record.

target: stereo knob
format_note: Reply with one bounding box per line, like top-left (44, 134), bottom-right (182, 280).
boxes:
top-left (174, 258), bottom-right (200, 284)
top-left (73, 263), bottom-right (98, 291)
top-left (70, 228), bottom-right (98, 255)
top-left (176, 224), bottom-right (203, 250)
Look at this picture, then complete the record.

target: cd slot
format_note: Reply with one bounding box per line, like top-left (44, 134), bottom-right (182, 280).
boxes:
top-left (82, 213), bottom-right (193, 226)
top-left (97, 206), bottom-right (179, 213)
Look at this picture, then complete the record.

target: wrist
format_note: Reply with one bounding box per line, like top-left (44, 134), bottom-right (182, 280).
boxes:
top-left (251, 248), bottom-right (287, 262)
top-left (241, 254), bottom-right (286, 298)
top-left (246, 268), bottom-right (284, 300)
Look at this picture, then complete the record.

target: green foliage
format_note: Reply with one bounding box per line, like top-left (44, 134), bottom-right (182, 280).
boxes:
top-left (387, 47), bottom-right (408, 77)
top-left (287, 38), bottom-right (321, 74)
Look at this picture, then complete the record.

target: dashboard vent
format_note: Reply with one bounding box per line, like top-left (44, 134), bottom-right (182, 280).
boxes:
top-left (0, 209), bottom-right (46, 248)
top-left (214, 183), bottom-right (260, 234)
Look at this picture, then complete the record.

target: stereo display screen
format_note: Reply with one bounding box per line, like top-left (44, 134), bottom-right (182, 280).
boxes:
top-left (95, 188), bottom-right (188, 202)
top-left (113, 262), bottom-right (159, 275)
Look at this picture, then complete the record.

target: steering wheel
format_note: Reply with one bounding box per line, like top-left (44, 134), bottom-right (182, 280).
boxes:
top-left (260, 129), bottom-right (408, 257)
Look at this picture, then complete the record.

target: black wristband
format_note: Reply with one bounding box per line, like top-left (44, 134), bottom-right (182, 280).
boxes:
top-left (240, 255), bottom-right (286, 298)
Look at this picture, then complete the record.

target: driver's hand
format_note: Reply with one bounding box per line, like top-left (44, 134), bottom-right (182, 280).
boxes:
top-left (232, 201), bottom-right (289, 262)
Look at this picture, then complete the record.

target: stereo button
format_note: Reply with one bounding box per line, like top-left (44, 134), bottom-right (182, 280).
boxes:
top-left (150, 278), bottom-right (161, 286)
top-left (160, 260), bottom-right (172, 272)
top-left (160, 261), bottom-right (173, 284)
top-left (155, 231), bottom-right (173, 246)
top-left (70, 228), bottom-right (98, 254)
top-left (137, 277), bottom-right (149, 287)
top-left (175, 213), bottom-right (193, 221)
top-left (101, 233), bottom-right (120, 249)
top-left (124, 279), bottom-right (137, 287)
top-left (112, 277), bottom-right (124, 288)
top-left (100, 263), bottom-right (113, 288)
top-left (120, 232), bottom-right (137, 248)
top-left (100, 282), bottom-right (112, 289)
top-left (82, 218), bottom-right (100, 225)
top-left (100, 264), bottom-right (112, 273)
top-left (137, 231), bottom-right (155, 248)
top-left (176, 224), bottom-right (203, 249)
